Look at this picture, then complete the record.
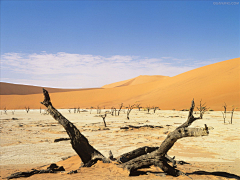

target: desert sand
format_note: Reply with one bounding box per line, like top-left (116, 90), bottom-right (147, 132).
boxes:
top-left (0, 108), bottom-right (240, 179)
top-left (0, 58), bottom-right (239, 111)
top-left (102, 75), bottom-right (168, 88)
top-left (0, 58), bottom-right (240, 179)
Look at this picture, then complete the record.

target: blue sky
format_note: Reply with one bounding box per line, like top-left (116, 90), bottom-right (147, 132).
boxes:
top-left (1, 1), bottom-right (239, 88)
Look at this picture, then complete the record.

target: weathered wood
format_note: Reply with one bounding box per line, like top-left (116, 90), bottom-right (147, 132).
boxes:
top-left (7, 164), bottom-right (65, 179)
top-left (54, 138), bottom-right (70, 142)
top-left (40, 89), bottom-right (211, 177)
top-left (119, 99), bottom-right (209, 176)
top-left (120, 125), bottom-right (163, 130)
top-left (41, 88), bottom-right (105, 165)
top-left (118, 126), bottom-right (208, 175)
top-left (116, 146), bottom-right (159, 163)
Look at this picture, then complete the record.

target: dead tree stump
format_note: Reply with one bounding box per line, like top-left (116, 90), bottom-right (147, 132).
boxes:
top-left (40, 89), bottom-right (210, 176)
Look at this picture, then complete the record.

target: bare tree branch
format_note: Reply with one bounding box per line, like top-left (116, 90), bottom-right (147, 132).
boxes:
top-left (41, 88), bottom-right (105, 165)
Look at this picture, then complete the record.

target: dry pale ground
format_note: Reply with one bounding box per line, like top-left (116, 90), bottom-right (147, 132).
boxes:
top-left (0, 109), bottom-right (240, 180)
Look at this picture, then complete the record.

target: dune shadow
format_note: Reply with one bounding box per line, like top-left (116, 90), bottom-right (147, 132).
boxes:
top-left (187, 171), bottom-right (240, 179)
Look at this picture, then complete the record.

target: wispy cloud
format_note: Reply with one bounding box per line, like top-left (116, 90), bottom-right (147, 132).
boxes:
top-left (1, 52), bottom-right (199, 88)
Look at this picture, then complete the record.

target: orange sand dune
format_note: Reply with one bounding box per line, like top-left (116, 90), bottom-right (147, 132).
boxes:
top-left (0, 82), bottom-right (100, 95)
top-left (102, 75), bottom-right (168, 88)
top-left (0, 58), bottom-right (239, 110)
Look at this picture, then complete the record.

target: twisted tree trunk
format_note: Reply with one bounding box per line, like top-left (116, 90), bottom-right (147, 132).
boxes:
top-left (118, 100), bottom-right (209, 176)
top-left (41, 89), bottom-right (210, 176)
top-left (41, 89), bottom-right (105, 165)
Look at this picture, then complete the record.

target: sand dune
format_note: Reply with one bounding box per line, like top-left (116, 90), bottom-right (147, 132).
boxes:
top-left (102, 75), bottom-right (168, 88)
top-left (0, 82), bottom-right (100, 95)
top-left (0, 58), bottom-right (239, 110)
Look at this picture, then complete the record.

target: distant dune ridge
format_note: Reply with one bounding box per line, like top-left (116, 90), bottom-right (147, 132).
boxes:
top-left (102, 75), bottom-right (168, 88)
top-left (0, 58), bottom-right (239, 110)
top-left (0, 82), bottom-right (98, 95)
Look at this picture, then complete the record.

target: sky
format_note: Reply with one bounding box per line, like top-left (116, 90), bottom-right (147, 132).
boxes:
top-left (1, 0), bottom-right (239, 88)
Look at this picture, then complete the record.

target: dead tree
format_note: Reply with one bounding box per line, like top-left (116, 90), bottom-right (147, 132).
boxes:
top-left (40, 89), bottom-right (210, 176)
top-left (110, 107), bottom-right (115, 116)
top-left (41, 89), bottom-right (105, 165)
top-left (222, 102), bottom-right (227, 123)
top-left (146, 105), bottom-right (151, 113)
top-left (90, 107), bottom-right (93, 114)
top-left (118, 103), bottom-right (123, 116)
top-left (40, 107), bottom-right (41, 113)
top-left (127, 104), bottom-right (135, 120)
top-left (3, 107), bottom-right (7, 114)
top-left (25, 107), bottom-right (30, 113)
top-left (100, 113), bottom-right (107, 127)
top-left (97, 106), bottom-right (101, 114)
top-left (136, 104), bottom-right (141, 111)
top-left (196, 100), bottom-right (209, 119)
top-left (12, 110), bottom-right (15, 115)
top-left (153, 106), bottom-right (159, 113)
top-left (77, 107), bottom-right (81, 113)
top-left (118, 100), bottom-right (209, 176)
top-left (230, 106), bottom-right (236, 124)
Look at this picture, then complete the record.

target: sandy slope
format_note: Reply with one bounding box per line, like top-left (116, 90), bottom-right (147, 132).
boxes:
top-left (135, 57), bottom-right (240, 110)
top-left (102, 75), bottom-right (168, 88)
top-left (0, 58), bottom-right (239, 110)
top-left (0, 82), bottom-right (100, 95)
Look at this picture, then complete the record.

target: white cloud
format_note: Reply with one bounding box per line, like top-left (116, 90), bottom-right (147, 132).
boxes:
top-left (1, 52), bottom-right (197, 88)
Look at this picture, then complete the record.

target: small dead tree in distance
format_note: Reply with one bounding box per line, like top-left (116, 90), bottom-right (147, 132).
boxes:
top-left (146, 105), bottom-right (151, 113)
top-left (25, 106), bottom-right (30, 113)
top-left (230, 106), bottom-right (236, 124)
top-left (111, 107), bottom-right (115, 116)
top-left (222, 102), bottom-right (227, 123)
top-left (153, 106), bottom-right (159, 113)
top-left (197, 100), bottom-right (209, 119)
top-left (3, 107), bottom-right (7, 114)
top-left (97, 106), bottom-right (101, 114)
top-left (135, 104), bottom-right (141, 111)
top-left (40, 89), bottom-right (210, 177)
top-left (100, 113), bottom-right (107, 127)
top-left (127, 104), bottom-right (135, 120)
top-left (77, 107), bottom-right (80, 113)
top-left (90, 106), bottom-right (93, 114)
top-left (118, 103), bottom-right (123, 116)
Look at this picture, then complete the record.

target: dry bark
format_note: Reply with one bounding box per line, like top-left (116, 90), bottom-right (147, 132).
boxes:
top-left (41, 89), bottom-right (210, 177)
top-left (7, 164), bottom-right (65, 179)
top-left (120, 125), bottom-right (163, 130)
top-left (41, 88), bottom-right (105, 165)
top-left (118, 100), bottom-right (209, 176)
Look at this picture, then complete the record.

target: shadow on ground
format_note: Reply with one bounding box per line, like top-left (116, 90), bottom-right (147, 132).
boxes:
top-left (130, 170), bottom-right (240, 179)
top-left (187, 171), bottom-right (240, 179)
